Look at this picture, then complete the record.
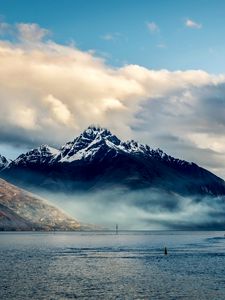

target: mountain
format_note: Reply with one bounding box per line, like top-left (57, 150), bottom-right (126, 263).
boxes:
top-left (0, 155), bottom-right (8, 170)
top-left (2, 125), bottom-right (225, 196)
top-left (0, 178), bottom-right (80, 231)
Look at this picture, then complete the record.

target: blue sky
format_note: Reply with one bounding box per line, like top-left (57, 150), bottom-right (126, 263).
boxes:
top-left (1, 0), bottom-right (225, 72)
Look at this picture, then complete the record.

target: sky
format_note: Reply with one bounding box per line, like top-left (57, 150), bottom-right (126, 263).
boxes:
top-left (1, 0), bottom-right (225, 72)
top-left (0, 0), bottom-right (225, 179)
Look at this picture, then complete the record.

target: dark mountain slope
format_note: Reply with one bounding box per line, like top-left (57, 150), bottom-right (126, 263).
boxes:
top-left (2, 126), bottom-right (225, 196)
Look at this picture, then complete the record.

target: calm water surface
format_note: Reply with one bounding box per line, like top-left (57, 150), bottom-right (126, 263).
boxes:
top-left (0, 231), bottom-right (225, 299)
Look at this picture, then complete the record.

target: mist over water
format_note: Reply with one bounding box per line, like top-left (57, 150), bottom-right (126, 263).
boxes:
top-left (35, 187), bottom-right (225, 230)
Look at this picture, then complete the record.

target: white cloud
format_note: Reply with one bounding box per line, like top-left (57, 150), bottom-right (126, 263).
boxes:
top-left (9, 107), bottom-right (37, 130)
top-left (147, 22), bottom-right (159, 33)
top-left (185, 19), bottom-right (202, 29)
top-left (44, 94), bottom-right (73, 125)
top-left (1, 23), bottom-right (225, 178)
top-left (101, 34), bottom-right (114, 41)
top-left (16, 23), bottom-right (49, 43)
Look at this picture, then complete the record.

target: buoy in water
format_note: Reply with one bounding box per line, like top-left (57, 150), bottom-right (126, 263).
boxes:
top-left (116, 224), bottom-right (118, 235)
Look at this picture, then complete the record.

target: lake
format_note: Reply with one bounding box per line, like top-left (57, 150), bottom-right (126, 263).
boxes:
top-left (0, 231), bottom-right (225, 299)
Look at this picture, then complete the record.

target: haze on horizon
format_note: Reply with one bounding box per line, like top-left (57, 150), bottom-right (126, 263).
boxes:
top-left (0, 0), bottom-right (225, 180)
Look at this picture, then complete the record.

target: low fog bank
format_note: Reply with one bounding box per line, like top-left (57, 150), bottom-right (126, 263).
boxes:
top-left (35, 187), bottom-right (225, 230)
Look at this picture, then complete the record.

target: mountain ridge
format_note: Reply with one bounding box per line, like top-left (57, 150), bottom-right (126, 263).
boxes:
top-left (4, 126), bottom-right (196, 167)
top-left (1, 125), bottom-right (225, 196)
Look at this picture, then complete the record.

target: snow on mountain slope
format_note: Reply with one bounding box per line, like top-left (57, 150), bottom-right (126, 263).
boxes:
top-left (54, 126), bottom-right (121, 162)
top-left (0, 155), bottom-right (8, 170)
top-left (51, 125), bottom-right (193, 167)
top-left (1, 125), bottom-right (225, 196)
top-left (10, 145), bottom-right (59, 167)
top-left (3, 126), bottom-right (194, 168)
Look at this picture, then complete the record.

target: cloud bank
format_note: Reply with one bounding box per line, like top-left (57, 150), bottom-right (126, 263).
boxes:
top-left (0, 23), bottom-right (225, 178)
top-left (43, 188), bottom-right (225, 230)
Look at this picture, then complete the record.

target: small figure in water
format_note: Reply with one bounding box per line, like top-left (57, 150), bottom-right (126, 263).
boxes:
top-left (164, 247), bottom-right (168, 255)
top-left (116, 224), bottom-right (118, 235)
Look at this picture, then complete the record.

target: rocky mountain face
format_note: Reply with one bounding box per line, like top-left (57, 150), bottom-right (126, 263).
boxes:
top-left (2, 126), bottom-right (225, 196)
top-left (0, 178), bottom-right (80, 231)
top-left (0, 155), bottom-right (8, 170)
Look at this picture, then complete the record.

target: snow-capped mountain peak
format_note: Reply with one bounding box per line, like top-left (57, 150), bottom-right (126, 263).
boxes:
top-left (38, 144), bottom-right (59, 156)
top-left (84, 125), bottom-right (112, 137)
top-left (53, 125), bottom-right (188, 164)
top-left (3, 126), bottom-right (195, 169)
top-left (55, 126), bottom-right (121, 163)
top-left (11, 144), bottom-right (59, 167)
top-left (1, 125), bottom-right (225, 197)
top-left (76, 125), bottom-right (120, 146)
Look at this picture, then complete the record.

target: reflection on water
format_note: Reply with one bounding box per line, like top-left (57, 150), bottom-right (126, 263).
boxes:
top-left (0, 231), bottom-right (225, 299)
